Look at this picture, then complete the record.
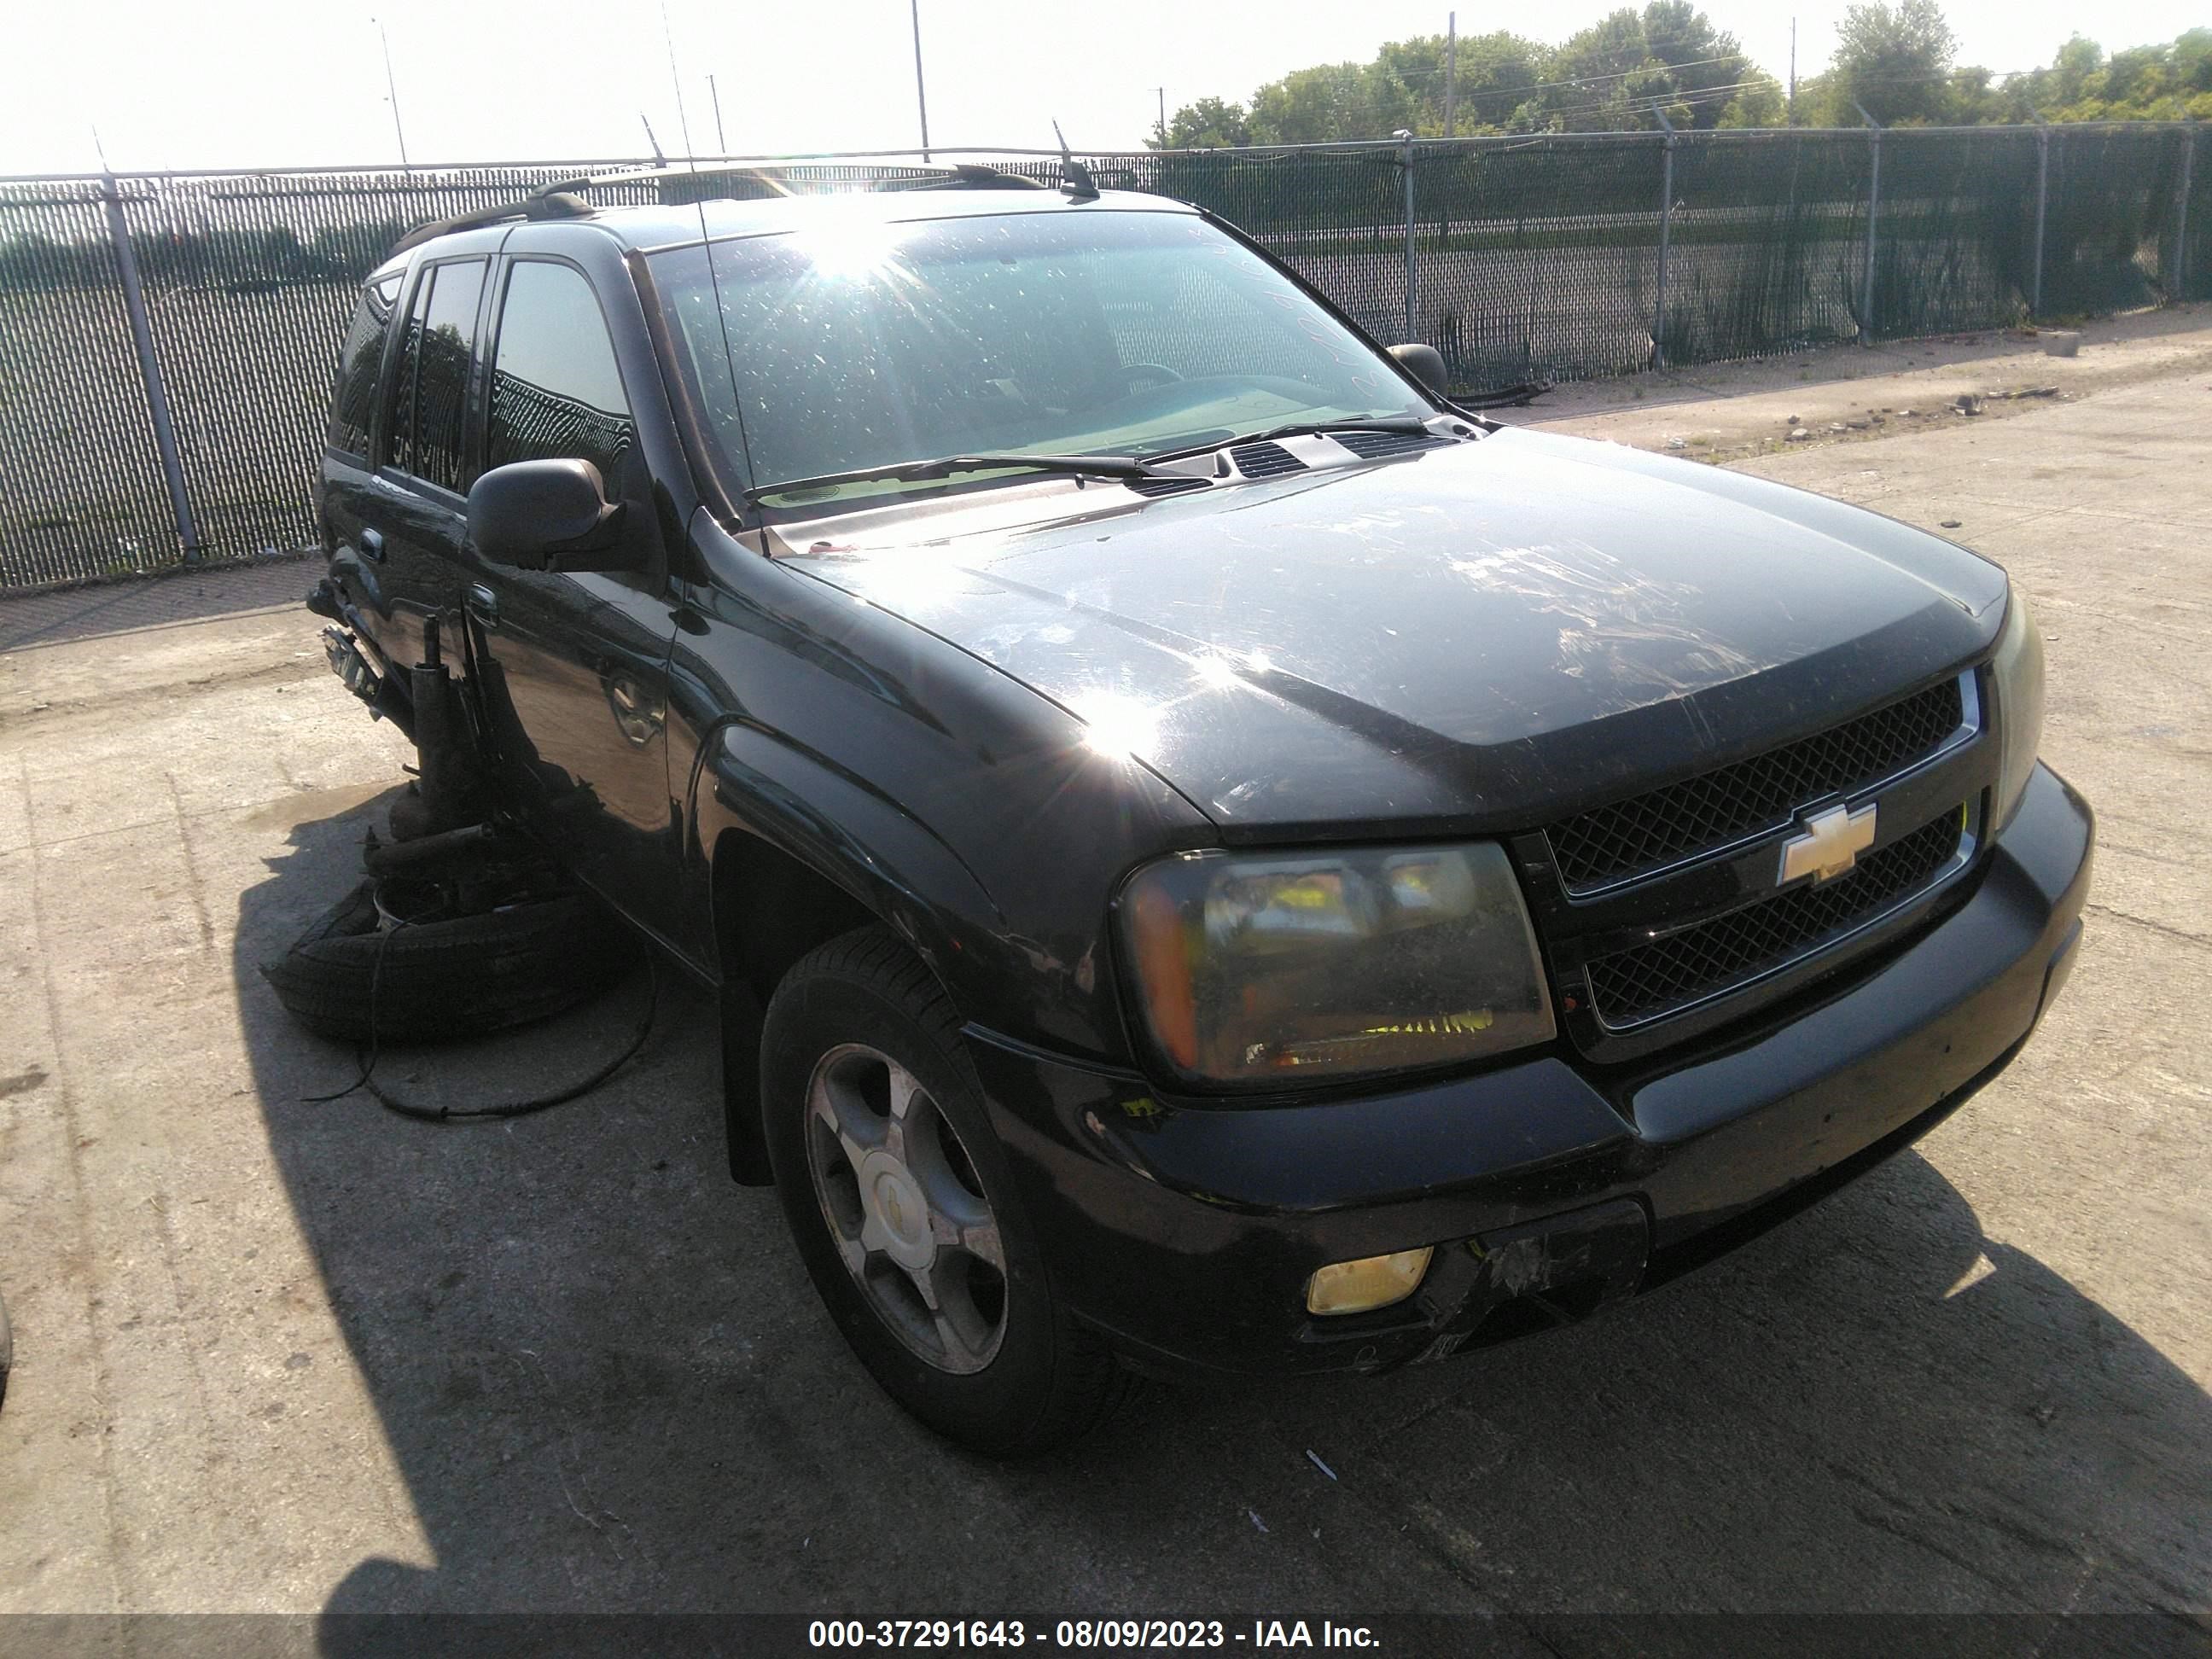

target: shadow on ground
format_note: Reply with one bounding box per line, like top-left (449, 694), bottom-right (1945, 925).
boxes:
top-left (0, 556), bottom-right (312, 652)
top-left (233, 795), bottom-right (2212, 1621)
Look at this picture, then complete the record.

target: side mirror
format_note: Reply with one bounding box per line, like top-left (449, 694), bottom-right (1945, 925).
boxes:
top-left (1388, 342), bottom-right (1450, 398)
top-left (467, 458), bottom-right (631, 573)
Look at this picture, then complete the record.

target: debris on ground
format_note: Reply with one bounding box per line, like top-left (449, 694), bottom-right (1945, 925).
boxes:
top-left (1248, 1508), bottom-right (1270, 1534)
top-left (1788, 428), bottom-right (1812, 441)
top-left (1941, 520), bottom-right (1963, 528)
top-left (1955, 393), bottom-right (1983, 416)
top-left (1307, 1450), bottom-right (1339, 1481)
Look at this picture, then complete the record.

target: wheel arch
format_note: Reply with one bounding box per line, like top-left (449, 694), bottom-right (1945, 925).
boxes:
top-left (695, 722), bottom-right (1006, 1183)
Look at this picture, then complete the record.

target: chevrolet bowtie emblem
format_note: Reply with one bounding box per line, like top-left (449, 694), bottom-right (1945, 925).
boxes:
top-left (1779, 801), bottom-right (1877, 885)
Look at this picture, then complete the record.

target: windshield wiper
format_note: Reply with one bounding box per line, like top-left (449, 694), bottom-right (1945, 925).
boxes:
top-left (745, 452), bottom-right (1162, 504)
top-left (1138, 417), bottom-right (1441, 464)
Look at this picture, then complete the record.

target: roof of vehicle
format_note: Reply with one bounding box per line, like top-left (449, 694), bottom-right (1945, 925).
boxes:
top-left (614, 187), bottom-right (1194, 253)
top-left (389, 173), bottom-right (1198, 268)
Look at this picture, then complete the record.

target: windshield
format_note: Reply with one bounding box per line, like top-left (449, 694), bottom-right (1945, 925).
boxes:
top-left (647, 208), bottom-right (1429, 509)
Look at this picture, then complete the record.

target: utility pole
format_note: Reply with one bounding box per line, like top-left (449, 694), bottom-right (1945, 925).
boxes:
top-left (910, 0), bottom-right (933, 162)
top-left (1150, 86), bottom-right (1167, 147)
top-left (370, 17), bottom-right (410, 172)
top-left (1788, 17), bottom-right (1797, 127)
top-left (708, 73), bottom-right (725, 154)
top-left (1445, 13), bottom-right (1458, 138)
top-left (661, 0), bottom-right (695, 166)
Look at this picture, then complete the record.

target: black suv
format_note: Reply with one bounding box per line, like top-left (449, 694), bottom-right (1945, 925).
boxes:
top-left (312, 169), bottom-right (2092, 1454)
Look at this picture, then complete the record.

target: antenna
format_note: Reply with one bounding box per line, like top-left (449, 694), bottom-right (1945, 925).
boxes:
top-left (640, 114), bottom-right (668, 166)
top-left (1052, 121), bottom-right (1098, 201)
top-left (370, 17), bottom-right (412, 173)
top-left (661, 0), bottom-right (695, 168)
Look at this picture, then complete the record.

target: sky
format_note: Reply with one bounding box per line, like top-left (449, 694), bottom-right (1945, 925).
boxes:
top-left (5, 0), bottom-right (2208, 177)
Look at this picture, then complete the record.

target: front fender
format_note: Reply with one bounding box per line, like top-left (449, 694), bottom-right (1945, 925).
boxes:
top-left (691, 716), bottom-right (1008, 1007)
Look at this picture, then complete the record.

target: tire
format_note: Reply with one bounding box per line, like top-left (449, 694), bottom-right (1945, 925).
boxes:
top-left (761, 926), bottom-right (1132, 1457)
top-left (263, 879), bottom-right (632, 1044)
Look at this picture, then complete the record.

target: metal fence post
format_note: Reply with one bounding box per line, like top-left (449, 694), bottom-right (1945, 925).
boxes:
top-left (2176, 121), bottom-right (2195, 301)
top-left (1397, 130), bottom-right (1417, 341)
top-left (99, 172), bottom-right (201, 565)
top-left (1854, 103), bottom-right (1882, 345)
top-left (1653, 108), bottom-right (1676, 370)
top-left (2031, 121), bottom-right (2049, 317)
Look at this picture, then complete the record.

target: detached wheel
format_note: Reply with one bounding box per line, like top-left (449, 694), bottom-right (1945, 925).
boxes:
top-left (264, 878), bottom-right (630, 1044)
top-left (761, 927), bottom-right (1129, 1456)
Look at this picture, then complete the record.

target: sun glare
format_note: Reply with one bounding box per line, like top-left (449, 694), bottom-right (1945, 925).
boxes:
top-left (795, 217), bottom-right (905, 283)
top-left (1075, 694), bottom-right (1160, 761)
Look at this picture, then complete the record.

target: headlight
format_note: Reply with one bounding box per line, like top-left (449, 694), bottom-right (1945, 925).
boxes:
top-left (1989, 586), bottom-right (2045, 834)
top-left (1118, 842), bottom-right (1555, 1088)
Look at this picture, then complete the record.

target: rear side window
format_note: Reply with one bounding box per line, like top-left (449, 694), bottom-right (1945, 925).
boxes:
top-left (486, 260), bottom-right (635, 486)
top-left (390, 258), bottom-right (487, 492)
top-left (329, 272), bottom-right (402, 455)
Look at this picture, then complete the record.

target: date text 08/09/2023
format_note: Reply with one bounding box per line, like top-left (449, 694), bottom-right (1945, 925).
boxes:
top-left (807, 1621), bottom-right (1380, 1650)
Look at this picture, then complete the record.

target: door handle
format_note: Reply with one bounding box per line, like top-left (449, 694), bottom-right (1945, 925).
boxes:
top-left (466, 583), bottom-right (500, 627)
top-left (359, 527), bottom-right (385, 563)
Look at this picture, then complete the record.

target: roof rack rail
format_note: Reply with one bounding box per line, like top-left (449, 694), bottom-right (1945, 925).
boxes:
top-left (390, 189), bottom-right (592, 255)
top-left (875, 163), bottom-right (1048, 192)
top-left (388, 158), bottom-right (1062, 257)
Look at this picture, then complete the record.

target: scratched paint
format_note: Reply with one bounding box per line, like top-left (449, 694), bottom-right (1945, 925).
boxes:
top-left (777, 426), bottom-right (2005, 837)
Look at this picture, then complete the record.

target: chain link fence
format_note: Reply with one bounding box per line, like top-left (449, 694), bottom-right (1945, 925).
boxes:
top-left (1, 124), bottom-right (2202, 591)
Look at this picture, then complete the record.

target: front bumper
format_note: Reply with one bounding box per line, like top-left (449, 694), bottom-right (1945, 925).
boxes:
top-left (965, 763), bottom-right (2093, 1377)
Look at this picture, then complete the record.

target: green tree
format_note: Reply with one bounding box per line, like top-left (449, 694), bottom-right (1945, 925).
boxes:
top-left (1510, 4), bottom-right (1752, 131)
top-left (1716, 79), bottom-right (1787, 128)
top-left (1147, 5), bottom-right (2211, 145)
top-left (1441, 32), bottom-right (1551, 131)
top-left (2048, 34), bottom-right (2104, 107)
top-left (1826, 0), bottom-right (1957, 125)
top-left (1948, 28), bottom-right (2212, 124)
top-left (1149, 96), bottom-right (1252, 150)
top-left (1154, 27), bottom-right (1552, 145)
top-left (1247, 62), bottom-right (1371, 143)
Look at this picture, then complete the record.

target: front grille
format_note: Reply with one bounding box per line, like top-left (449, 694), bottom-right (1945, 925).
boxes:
top-left (1330, 429), bottom-right (1446, 459)
top-left (1548, 678), bottom-right (1965, 891)
top-left (1584, 807), bottom-right (1965, 1027)
top-left (1228, 441), bottom-right (1307, 479)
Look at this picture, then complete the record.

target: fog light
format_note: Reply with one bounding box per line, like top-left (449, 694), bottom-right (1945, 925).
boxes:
top-left (1306, 1247), bottom-right (1434, 1316)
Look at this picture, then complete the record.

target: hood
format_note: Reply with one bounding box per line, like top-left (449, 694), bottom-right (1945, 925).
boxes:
top-left (778, 428), bottom-right (2008, 838)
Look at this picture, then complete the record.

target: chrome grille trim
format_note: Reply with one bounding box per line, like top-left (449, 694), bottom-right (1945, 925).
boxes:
top-left (1582, 805), bottom-right (1977, 1031)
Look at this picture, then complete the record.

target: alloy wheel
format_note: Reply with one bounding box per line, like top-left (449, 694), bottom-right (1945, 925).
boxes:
top-left (803, 1043), bottom-right (1008, 1374)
